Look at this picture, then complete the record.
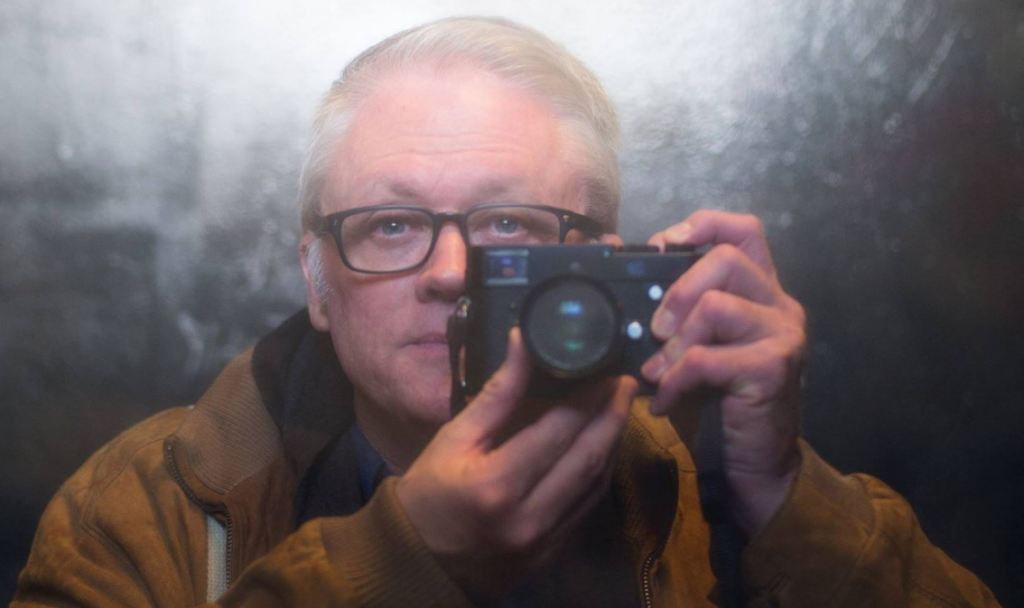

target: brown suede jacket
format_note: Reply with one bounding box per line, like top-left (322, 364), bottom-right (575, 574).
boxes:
top-left (13, 312), bottom-right (1001, 607)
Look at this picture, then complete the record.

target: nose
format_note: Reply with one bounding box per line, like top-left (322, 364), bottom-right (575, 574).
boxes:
top-left (415, 223), bottom-right (466, 302)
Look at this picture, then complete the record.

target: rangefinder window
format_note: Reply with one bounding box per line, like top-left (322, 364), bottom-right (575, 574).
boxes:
top-left (485, 250), bottom-right (530, 286)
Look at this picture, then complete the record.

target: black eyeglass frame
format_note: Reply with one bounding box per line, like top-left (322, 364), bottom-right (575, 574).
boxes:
top-left (312, 203), bottom-right (605, 275)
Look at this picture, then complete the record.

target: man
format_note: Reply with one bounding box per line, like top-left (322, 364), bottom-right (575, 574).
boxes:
top-left (14, 16), bottom-right (999, 607)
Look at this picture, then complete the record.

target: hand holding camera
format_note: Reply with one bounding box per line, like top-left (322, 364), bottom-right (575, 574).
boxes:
top-left (397, 327), bottom-right (638, 599)
top-left (453, 209), bottom-right (806, 538)
top-left (398, 210), bottom-right (805, 597)
top-left (643, 210), bottom-right (806, 537)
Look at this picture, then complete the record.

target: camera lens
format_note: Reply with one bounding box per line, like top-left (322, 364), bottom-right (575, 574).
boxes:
top-left (520, 276), bottom-right (622, 378)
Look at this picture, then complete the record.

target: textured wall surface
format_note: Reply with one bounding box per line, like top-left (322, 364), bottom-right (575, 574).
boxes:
top-left (2, 0), bottom-right (1023, 603)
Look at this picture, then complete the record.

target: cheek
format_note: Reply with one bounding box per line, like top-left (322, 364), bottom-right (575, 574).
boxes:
top-left (322, 271), bottom-right (429, 395)
top-left (326, 279), bottom-right (398, 366)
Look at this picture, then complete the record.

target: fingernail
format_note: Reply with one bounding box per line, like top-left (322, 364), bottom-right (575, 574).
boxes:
top-left (663, 335), bottom-right (686, 361)
top-left (666, 222), bottom-right (692, 243)
top-left (642, 354), bottom-right (667, 382)
top-left (650, 308), bottom-right (676, 339)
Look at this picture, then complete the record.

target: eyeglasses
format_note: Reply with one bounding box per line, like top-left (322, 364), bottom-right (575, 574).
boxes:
top-left (312, 203), bottom-right (604, 274)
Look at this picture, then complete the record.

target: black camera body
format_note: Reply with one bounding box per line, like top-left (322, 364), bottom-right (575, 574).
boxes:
top-left (462, 244), bottom-right (699, 397)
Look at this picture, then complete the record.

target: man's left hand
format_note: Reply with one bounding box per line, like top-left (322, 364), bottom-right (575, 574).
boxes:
top-left (641, 210), bottom-right (806, 537)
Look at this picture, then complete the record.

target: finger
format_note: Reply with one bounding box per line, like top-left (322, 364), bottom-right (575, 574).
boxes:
top-left (649, 339), bottom-right (802, 415)
top-left (528, 452), bottom-right (615, 565)
top-left (651, 211), bottom-right (776, 278)
top-left (486, 377), bottom-right (620, 500)
top-left (643, 291), bottom-right (786, 382)
top-left (523, 375), bottom-right (636, 522)
top-left (503, 454), bottom-right (615, 578)
top-left (650, 242), bottom-right (779, 340)
top-left (454, 328), bottom-right (532, 446)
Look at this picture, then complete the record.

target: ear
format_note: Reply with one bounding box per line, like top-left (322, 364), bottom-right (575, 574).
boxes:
top-left (599, 233), bottom-right (624, 248)
top-left (299, 233), bottom-right (331, 331)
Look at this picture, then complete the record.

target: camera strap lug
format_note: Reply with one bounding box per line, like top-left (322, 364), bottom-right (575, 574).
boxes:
top-left (447, 297), bottom-right (471, 416)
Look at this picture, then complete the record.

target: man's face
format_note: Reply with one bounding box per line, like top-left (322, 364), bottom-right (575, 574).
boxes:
top-left (302, 67), bottom-right (587, 440)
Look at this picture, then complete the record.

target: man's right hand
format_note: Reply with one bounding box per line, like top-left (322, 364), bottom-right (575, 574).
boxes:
top-left (395, 328), bottom-right (638, 599)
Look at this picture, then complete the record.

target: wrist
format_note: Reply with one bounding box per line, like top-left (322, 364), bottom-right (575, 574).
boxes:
top-left (728, 451), bottom-right (801, 537)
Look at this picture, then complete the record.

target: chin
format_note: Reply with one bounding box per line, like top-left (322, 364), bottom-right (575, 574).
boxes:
top-left (390, 376), bottom-right (453, 428)
top-left (412, 392), bottom-right (455, 427)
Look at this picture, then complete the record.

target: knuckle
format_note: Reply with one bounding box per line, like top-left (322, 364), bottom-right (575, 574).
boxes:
top-left (660, 284), bottom-right (690, 316)
top-left (741, 214), bottom-right (765, 236)
top-left (688, 209), bottom-right (712, 225)
top-left (472, 477), bottom-right (513, 518)
top-left (788, 325), bottom-right (808, 357)
top-left (507, 520), bottom-right (541, 553)
top-left (714, 242), bottom-right (744, 267)
top-left (695, 290), bottom-right (732, 321)
top-left (755, 344), bottom-right (794, 397)
top-left (767, 346), bottom-right (790, 380)
top-left (790, 298), bottom-right (808, 327)
top-left (682, 344), bottom-right (708, 370)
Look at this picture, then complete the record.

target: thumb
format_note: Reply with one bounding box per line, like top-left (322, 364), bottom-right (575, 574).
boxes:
top-left (453, 327), bottom-right (532, 445)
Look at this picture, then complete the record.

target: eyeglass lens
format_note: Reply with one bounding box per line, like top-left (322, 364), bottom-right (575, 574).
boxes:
top-left (339, 206), bottom-right (565, 272)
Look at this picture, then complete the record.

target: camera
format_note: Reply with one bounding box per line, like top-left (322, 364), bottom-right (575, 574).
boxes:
top-left (460, 243), bottom-right (700, 397)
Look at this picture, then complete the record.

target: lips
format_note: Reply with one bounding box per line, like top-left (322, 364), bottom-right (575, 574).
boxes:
top-left (407, 332), bottom-right (449, 347)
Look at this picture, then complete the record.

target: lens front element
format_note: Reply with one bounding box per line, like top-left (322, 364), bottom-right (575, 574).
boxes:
top-left (520, 276), bottom-right (622, 378)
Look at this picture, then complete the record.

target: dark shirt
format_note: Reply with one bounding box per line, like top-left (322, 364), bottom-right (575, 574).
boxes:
top-left (293, 423), bottom-right (393, 524)
top-left (350, 422), bottom-right (394, 503)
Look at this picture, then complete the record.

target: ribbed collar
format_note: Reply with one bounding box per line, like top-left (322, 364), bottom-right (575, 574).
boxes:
top-left (251, 309), bottom-right (356, 477)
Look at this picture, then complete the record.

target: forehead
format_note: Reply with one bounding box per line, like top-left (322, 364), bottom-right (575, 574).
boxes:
top-left (323, 68), bottom-right (582, 213)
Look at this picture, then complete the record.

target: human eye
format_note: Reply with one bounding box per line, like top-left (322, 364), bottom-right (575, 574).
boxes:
top-left (491, 214), bottom-right (522, 235)
top-left (471, 207), bottom-right (560, 244)
top-left (373, 215), bottom-right (409, 236)
top-left (345, 209), bottom-right (430, 244)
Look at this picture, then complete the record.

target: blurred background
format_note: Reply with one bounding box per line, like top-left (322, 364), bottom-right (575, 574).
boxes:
top-left (2, 0), bottom-right (1022, 603)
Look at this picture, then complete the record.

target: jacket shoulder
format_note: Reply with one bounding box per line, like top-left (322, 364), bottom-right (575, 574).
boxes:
top-left (62, 407), bottom-right (190, 516)
top-left (17, 407), bottom-right (209, 606)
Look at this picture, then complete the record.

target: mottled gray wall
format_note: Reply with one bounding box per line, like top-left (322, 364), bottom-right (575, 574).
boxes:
top-left (2, 0), bottom-right (1023, 603)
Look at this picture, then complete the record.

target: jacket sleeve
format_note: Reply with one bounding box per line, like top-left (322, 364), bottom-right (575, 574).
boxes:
top-left (214, 479), bottom-right (473, 608)
top-left (741, 440), bottom-right (1001, 607)
top-left (12, 444), bottom-right (472, 607)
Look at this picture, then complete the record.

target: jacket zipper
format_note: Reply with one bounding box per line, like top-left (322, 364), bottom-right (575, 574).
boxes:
top-left (640, 542), bottom-right (665, 608)
top-left (165, 442), bottom-right (236, 588)
top-left (640, 453), bottom-right (678, 608)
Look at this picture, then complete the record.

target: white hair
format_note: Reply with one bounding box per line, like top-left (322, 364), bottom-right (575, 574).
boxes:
top-left (297, 16), bottom-right (620, 234)
top-left (306, 237), bottom-right (331, 303)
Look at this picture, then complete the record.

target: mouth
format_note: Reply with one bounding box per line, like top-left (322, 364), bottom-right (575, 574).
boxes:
top-left (405, 332), bottom-right (451, 356)
top-left (408, 331), bottom-right (448, 346)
